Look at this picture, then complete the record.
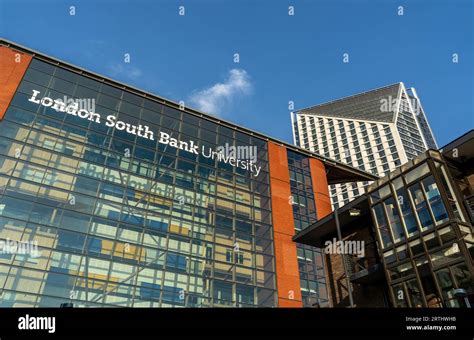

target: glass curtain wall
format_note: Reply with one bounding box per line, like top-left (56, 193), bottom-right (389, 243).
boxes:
top-left (0, 58), bottom-right (277, 307)
top-left (369, 153), bottom-right (473, 308)
top-left (287, 150), bottom-right (329, 307)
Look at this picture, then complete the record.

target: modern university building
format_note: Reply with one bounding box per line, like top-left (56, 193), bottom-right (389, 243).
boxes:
top-left (0, 39), bottom-right (375, 307)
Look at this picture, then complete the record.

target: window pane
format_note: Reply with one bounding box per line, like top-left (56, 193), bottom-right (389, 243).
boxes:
top-left (408, 183), bottom-right (433, 230)
top-left (384, 197), bottom-right (405, 243)
top-left (415, 257), bottom-right (443, 307)
top-left (435, 162), bottom-right (466, 222)
top-left (452, 263), bottom-right (474, 296)
top-left (373, 204), bottom-right (392, 248)
top-left (404, 163), bottom-right (430, 184)
top-left (422, 176), bottom-right (449, 225)
top-left (396, 187), bottom-right (418, 237)
top-left (430, 245), bottom-right (461, 268)
top-left (406, 279), bottom-right (424, 307)
top-left (391, 284), bottom-right (408, 307)
top-left (435, 269), bottom-right (461, 307)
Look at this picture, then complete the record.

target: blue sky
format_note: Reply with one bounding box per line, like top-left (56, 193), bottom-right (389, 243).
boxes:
top-left (1, 0), bottom-right (472, 146)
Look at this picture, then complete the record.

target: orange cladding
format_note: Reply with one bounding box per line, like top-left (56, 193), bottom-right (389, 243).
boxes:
top-left (268, 142), bottom-right (302, 307)
top-left (309, 158), bottom-right (332, 219)
top-left (309, 158), bottom-right (333, 306)
top-left (0, 46), bottom-right (32, 121)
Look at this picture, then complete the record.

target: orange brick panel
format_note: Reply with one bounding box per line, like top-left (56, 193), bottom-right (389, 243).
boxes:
top-left (268, 142), bottom-right (302, 307)
top-left (273, 232), bottom-right (302, 305)
top-left (268, 142), bottom-right (291, 183)
top-left (269, 178), bottom-right (294, 236)
top-left (314, 192), bottom-right (332, 218)
top-left (309, 158), bottom-right (332, 219)
top-left (0, 46), bottom-right (32, 120)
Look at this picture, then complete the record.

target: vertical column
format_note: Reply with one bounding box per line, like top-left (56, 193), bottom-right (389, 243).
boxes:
top-left (309, 157), bottom-right (333, 306)
top-left (309, 158), bottom-right (332, 219)
top-left (268, 142), bottom-right (302, 307)
top-left (0, 45), bottom-right (32, 120)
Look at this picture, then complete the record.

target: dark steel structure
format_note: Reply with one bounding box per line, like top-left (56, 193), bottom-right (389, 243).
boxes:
top-left (295, 130), bottom-right (474, 308)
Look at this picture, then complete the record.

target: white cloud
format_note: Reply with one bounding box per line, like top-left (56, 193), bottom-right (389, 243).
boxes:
top-left (108, 62), bottom-right (143, 80)
top-left (189, 69), bottom-right (252, 116)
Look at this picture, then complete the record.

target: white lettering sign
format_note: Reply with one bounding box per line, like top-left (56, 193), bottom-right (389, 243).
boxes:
top-left (28, 90), bottom-right (262, 177)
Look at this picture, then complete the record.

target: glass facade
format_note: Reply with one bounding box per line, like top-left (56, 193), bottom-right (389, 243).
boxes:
top-left (369, 152), bottom-right (474, 308)
top-left (0, 58), bottom-right (282, 307)
top-left (287, 150), bottom-right (329, 307)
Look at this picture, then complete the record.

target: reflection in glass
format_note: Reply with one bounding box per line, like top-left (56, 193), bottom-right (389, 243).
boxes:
top-left (422, 176), bottom-right (448, 225)
top-left (396, 187), bottom-right (418, 237)
top-left (416, 258), bottom-right (442, 307)
top-left (374, 204), bottom-right (392, 249)
top-left (408, 183), bottom-right (433, 230)
top-left (406, 279), bottom-right (424, 307)
top-left (0, 65), bottom-right (279, 307)
top-left (391, 284), bottom-right (408, 307)
top-left (384, 197), bottom-right (405, 243)
top-left (435, 162), bottom-right (465, 222)
top-left (435, 269), bottom-right (461, 307)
